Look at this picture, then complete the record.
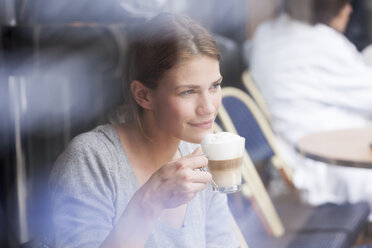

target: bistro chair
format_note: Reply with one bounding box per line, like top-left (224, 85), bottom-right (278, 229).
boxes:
top-left (241, 70), bottom-right (271, 123)
top-left (217, 86), bottom-right (370, 247)
top-left (213, 123), bottom-right (354, 248)
top-left (219, 84), bottom-right (294, 189)
top-left (229, 210), bottom-right (250, 248)
top-left (213, 122), bottom-right (286, 237)
top-left (232, 195), bottom-right (350, 248)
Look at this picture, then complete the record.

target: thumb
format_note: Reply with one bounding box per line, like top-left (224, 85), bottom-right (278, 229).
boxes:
top-left (192, 146), bottom-right (202, 156)
top-left (184, 147), bottom-right (202, 159)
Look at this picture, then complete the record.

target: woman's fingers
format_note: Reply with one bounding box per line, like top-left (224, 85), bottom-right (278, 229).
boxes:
top-left (148, 147), bottom-right (212, 209)
top-left (190, 147), bottom-right (202, 156)
top-left (172, 182), bottom-right (208, 202)
top-left (182, 147), bottom-right (204, 161)
top-left (172, 155), bottom-right (211, 183)
top-left (179, 152), bottom-right (208, 170)
top-left (179, 169), bottom-right (212, 184)
top-left (185, 182), bottom-right (208, 192)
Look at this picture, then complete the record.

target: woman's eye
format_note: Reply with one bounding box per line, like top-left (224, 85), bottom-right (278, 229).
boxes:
top-left (211, 83), bottom-right (221, 89)
top-left (180, 89), bottom-right (195, 95)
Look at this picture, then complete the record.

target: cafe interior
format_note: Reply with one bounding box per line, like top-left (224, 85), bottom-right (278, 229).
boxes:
top-left (1, 0), bottom-right (372, 247)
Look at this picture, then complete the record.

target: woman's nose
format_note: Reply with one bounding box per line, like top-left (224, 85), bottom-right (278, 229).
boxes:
top-left (197, 94), bottom-right (215, 115)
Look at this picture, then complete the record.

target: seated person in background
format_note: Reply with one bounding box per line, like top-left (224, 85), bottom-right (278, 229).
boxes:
top-left (49, 13), bottom-right (238, 248)
top-left (249, 0), bottom-right (372, 214)
top-left (362, 44), bottom-right (372, 66)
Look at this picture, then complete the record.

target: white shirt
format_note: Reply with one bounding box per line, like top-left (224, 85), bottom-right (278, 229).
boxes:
top-left (362, 44), bottom-right (372, 66)
top-left (249, 14), bottom-right (372, 214)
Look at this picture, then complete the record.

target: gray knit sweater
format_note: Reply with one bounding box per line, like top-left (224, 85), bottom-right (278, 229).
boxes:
top-left (50, 124), bottom-right (239, 248)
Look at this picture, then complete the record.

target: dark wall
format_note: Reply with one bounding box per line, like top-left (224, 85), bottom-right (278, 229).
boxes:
top-left (0, 22), bottom-right (128, 247)
top-left (345, 0), bottom-right (372, 51)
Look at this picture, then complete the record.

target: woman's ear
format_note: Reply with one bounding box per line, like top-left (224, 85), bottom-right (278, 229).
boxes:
top-left (130, 80), bottom-right (153, 110)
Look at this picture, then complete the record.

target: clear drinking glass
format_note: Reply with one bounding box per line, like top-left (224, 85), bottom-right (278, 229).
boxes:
top-left (201, 132), bottom-right (245, 194)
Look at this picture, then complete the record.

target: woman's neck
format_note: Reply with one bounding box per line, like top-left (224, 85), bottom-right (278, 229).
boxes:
top-left (118, 120), bottom-right (181, 171)
top-left (328, 3), bottom-right (352, 33)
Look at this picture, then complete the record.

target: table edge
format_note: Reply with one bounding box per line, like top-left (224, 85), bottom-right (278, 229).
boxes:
top-left (295, 146), bottom-right (372, 169)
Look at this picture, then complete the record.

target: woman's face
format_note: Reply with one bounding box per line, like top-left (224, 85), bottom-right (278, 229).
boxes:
top-left (149, 55), bottom-right (222, 143)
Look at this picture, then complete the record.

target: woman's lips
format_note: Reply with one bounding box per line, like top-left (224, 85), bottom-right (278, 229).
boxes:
top-left (189, 120), bottom-right (214, 129)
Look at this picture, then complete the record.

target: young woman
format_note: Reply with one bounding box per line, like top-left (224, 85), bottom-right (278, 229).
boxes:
top-left (49, 13), bottom-right (239, 248)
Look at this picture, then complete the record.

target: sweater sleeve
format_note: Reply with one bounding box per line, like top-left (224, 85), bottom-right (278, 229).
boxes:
top-left (205, 192), bottom-right (239, 248)
top-left (49, 132), bottom-right (117, 248)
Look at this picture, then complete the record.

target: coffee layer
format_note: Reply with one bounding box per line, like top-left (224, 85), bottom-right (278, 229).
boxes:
top-left (211, 169), bottom-right (242, 187)
top-left (208, 157), bottom-right (242, 170)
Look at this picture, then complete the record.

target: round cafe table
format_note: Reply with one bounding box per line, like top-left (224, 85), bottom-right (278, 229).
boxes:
top-left (296, 127), bottom-right (372, 168)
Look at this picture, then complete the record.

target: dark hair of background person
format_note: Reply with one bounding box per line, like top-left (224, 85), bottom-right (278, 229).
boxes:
top-left (284, 0), bottom-right (352, 25)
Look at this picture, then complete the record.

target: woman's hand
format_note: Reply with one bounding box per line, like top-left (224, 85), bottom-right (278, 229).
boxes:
top-left (140, 147), bottom-right (212, 211)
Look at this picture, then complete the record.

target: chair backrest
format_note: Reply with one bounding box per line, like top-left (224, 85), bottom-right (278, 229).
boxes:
top-left (213, 122), bottom-right (285, 237)
top-left (229, 210), bottom-right (250, 248)
top-left (218, 87), bottom-right (294, 189)
top-left (241, 70), bottom-right (271, 123)
top-left (215, 101), bottom-right (370, 247)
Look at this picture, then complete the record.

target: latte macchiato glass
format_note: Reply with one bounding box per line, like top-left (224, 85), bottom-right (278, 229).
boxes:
top-left (201, 132), bottom-right (245, 193)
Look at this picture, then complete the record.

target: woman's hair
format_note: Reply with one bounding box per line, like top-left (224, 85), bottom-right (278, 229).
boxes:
top-left (115, 13), bottom-right (221, 124)
top-left (284, 0), bottom-right (351, 25)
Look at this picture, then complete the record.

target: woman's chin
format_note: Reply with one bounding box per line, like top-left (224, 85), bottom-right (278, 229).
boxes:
top-left (183, 130), bottom-right (213, 144)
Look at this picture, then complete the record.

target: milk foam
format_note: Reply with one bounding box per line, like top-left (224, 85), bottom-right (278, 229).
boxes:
top-left (201, 132), bottom-right (245, 160)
